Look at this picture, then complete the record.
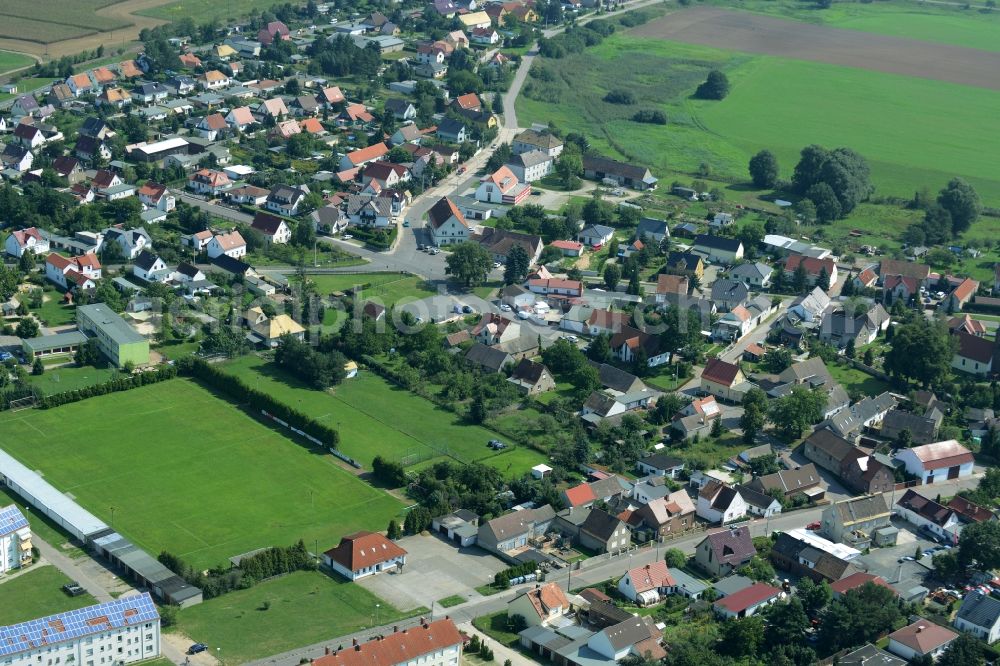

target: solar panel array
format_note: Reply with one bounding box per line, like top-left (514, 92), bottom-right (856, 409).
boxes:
top-left (0, 504), bottom-right (29, 537)
top-left (0, 593), bottom-right (158, 657)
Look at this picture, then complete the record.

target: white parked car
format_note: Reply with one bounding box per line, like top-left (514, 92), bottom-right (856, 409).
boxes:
top-left (517, 310), bottom-right (531, 320)
top-left (500, 304), bottom-right (512, 312)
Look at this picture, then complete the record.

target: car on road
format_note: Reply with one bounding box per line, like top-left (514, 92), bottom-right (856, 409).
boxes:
top-left (500, 304), bottom-right (511, 312)
top-left (805, 521), bottom-right (820, 531)
top-left (457, 167), bottom-right (466, 175)
top-left (462, 305), bottom-right (474, 314)
top-left (403, 220), bottom-right (410, 227)
top-left (897, 556), bottom-right (916, 563)
top-left (343, 234), bottom-right (353, 240)
top-left (418, 244), bottom-right (425, 251)
top-left (62, 582), bottom-right (85, 597)
top-left (517, 310), bottom-right (531, 320)
top-left (429, 248), bottom-right (440, 255)
top-left (531, 189), bottom-right (541, 196)
top-left (0, 351), bottom-right (12, 362)
top-left (188, 644), bottom-right (208, 655)
top-left (560, 334), bottom-right (578, 342)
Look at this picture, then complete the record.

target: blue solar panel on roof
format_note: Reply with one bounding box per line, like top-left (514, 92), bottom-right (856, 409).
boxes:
top-left (0, 504), bottom-right (29, 535)
top-left (0, 593), bottom-right (158, 656)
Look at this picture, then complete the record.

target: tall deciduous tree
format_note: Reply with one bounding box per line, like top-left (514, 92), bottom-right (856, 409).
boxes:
top-left (695, 70), bottom-right (730, 100)
top-left (748, 150), bottom-right (779, 189)
top-left (959, 520), bottom-right (1000, 569)
top-left (938, 177), bottom-right (981, 237)
top-left (884, 318), bottom-right (956, 387)
top-left (768, 386), bottom-right (826, 440)
top-left (445, 242), bottom-right (493, 287)
top-left (740, 387), bottom-right (769, 443)
top-left (603, 263), bottom-right (621, 291)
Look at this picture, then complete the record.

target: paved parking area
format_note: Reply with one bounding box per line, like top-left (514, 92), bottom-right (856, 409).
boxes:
top-left (356, 534), bottom-right (507, 612)
top-left (854, 520), bottom-right (947, 595)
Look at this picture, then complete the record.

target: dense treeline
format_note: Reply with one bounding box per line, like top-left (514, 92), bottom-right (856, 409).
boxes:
top-left (274, 336), bottom-right (347, 390)
top-left (40, 366), bottom-right (177, 409)
top-left (158, 541), bottom-right (314, 600)
top-left (177, 357), bottom-right (339, 448)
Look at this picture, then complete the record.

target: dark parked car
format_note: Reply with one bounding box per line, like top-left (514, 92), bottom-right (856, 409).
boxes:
top-left (62, 582), bottom-right (85, 597)
top-left (189, 643), bottom-right (208, 655)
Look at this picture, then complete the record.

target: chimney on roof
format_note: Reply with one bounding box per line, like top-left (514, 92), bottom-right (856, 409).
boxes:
top-left (917, 626), bottom-right (925, 633)
top-left (446, 615), bottom-right (450, 620)
top-left (352, 638), bottom-right (358, 646)
top-left (420, 617), bottom-right (426, 626)
top-left (394, 626), bottom-right (398, 633)
top-left (325, 648), bottom-right (331, 655)
top-left (354, 644), bottom-right (361, 652)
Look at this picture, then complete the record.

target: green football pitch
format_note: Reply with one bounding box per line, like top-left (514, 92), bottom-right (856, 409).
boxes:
top-left (0, 379), bottom-right (405, 570)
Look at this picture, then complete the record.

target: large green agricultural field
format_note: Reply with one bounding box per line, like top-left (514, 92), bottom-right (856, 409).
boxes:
top-left (0, 565), bottom-right (98, 626)
top-left (517, 32), bottom-right (1000, 205)
top-left (222, 355), bottom-right (548, 475)
top-left (0, 50), bottom-right (33, 75)
top-left (0, 1), bottom-right (130, 43)
top-left (176, 571), bottom-right (418, 665)
top-left (0, 379), bottom-right (405, 570)
top-left (137, 0), bottom-right (300, 25)
top-left (709, 0), bottom-right (1000, 52)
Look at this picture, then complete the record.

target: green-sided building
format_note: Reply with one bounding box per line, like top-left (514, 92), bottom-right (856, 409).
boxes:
top-left (75, 303), bottom-right (149, 367)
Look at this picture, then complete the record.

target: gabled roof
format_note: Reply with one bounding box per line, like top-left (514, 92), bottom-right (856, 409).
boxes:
top-left (510, 582), bottom-right (569, 620)
top-left (251, 212), bottom-right (288, 236)
top-left (693, 234), bottom-right (742, 253)
top-left (956, 331), bottom-right (994, 363)
top-left (785, 253), bottom-right (835, 277)
top-left (625, 561), bottom-right (675, 594)
top-left (956, 590), bottom-right (1000, 629)
top-left (212, 230), bottom-right (246, 251)
top-left (713, 583), bottom-right (780, 613)
top-left (829, 572), bottom-right (894, 597)
top-left (564, 483), bottom-right (597, 508)
top-left (345, 142), bottom-right (389, 166)
top-left (701, 357), bottom-right (741, 387)
top-left (752, 464), bottom-right (822, 495)
top-left (830, 494), bottom-right (890, 525)
top-left (804, 428), bottom-right (858, 464)
top-left (656, 273), bottom-right (688, 296)
top-left (324, 531), bottom-right (406, 573)
top-left (580, 508), bottom-right (624, 541)
top-left (880, 258), bottom-right (929, 281)
top-left (947, 495), bottom-right (994, 523)
top-left (427, 196), bottom-right (469, 230)
top-left (133, 250), bottom-right (162, 272)
top-left (313, 618), bottom-right (463, 666)
top-left (905, 440), bottom-right (973, 470)
top-left (700, 526), bottom-right (755, 566)
top-left (897, 490), bottom-right (956, 527)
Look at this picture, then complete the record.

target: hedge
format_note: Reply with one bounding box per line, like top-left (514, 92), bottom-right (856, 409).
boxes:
top-left (177, 357), bottom-right (340, 449)
top-left (39, 366), bottom-right (178, 409)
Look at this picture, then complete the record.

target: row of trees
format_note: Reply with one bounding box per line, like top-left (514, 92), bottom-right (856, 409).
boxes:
top-left (177, 357), bottom-right (340, 448)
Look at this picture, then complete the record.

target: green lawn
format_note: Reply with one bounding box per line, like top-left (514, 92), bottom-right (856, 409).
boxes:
top-left (0, 50), bottom-right (34, 75)
top-left (0, 77), bottom-right (52, 102)
top-left (154, 340), bottom-right (201, 361)
top-left (0, 565), bottom-right (98, 626)
top-left (437, 594), bottom-right (466, 608)
top-left (137, 0), bottom-right (305, 25)
top-left (0, 379), bottom-right (405, 570)
top-left (221, 355), bottom-right (547, 474)
top-left (27, 364), bottom-right (117, 396)
top-left (175, 571), bottom-right (419, 665)
top-left (304, 273), bottom-right (439, 309)
top-left (517, 32), bottom-right (1000, 205)
top-left (471, 611), bottom-right (521, 647)
top-left (29, 293), bottom-right (76, 327)
top-left (827, 361), bottom-right (892, 398)
top-left (707, 0), bottom-right (1000, 52)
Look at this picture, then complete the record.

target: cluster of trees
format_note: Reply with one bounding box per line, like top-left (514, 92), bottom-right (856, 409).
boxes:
top-left (158, 541), bottom-right (314, 600)
top-left (632, 109), bottom-right (668, 125)
top-left (695, 70), bottom-right (730, 100)
top-left (604, 89), bottom-right (636, 105)
top-left (445, 242), bottom-right (494, 287)
top-left (494, 204), bottom-right (578, 243)
top-left (307, 35), bottom-right (382, 78)
top-left (903, 178), bottom-right (982, 246)
top-left (372, 455), bottom-right (407, 488)
top-left (748, 150), bottom-right (780, 189)
top-left (884, 317), bottom-right (956, 388)
top-left (274, 336), bottom-right (347, 390)
top-left (538, 18), bottom-right (617, 58)
top-left (177, 357), bottom-right (339, 448)
top-left (791, 145), bottom-right (874, 222)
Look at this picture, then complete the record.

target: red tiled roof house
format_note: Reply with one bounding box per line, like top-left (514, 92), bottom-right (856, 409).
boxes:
top-left (323, 531), bottom-right (407, 581)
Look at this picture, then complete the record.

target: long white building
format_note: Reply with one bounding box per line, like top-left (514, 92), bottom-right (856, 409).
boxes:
top-left (0, 504), bottom-right (31, 573)
top-left (0, 594), bottom-right (160, 666)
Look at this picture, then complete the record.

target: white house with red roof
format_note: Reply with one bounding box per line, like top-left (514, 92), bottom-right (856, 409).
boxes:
top-left (894, 440), bottom-right (974, 484)
top-left (550, 240), bottom-right (583, 257)
top-left (471, 313), bottom-right (521, 345)
top-left (946, 277), bottom-right (979, 311)
top-left (618, 561), bottom-right (676, 605)
top-left (137, 182), bottom-right (175, 212)
top-left (323, 531), bottom-right (407, 581)
top-left (5, 227), bottom-right (49, 258)
top-left (427, 197), bottom-right (471, 246)
top-left (527, 278), bottom-right (582, 297)
top-left (507, 582), bottom-right (570, 627)
top-left (312, 618), bottom-right (463, 666)
top-left (784, 254), bottom-right (837, 289)
top-left (339, 142), bottom-right (389, 171)
top-left (888, 620), bottom-right (957, 662)
top-left (476, 166), bottom-right (529, 205)
top-left (45, 252), bottom-right (101, 290)
top-left (183, 230), bottom-right (214, 253)
top-left (713, 582), bottom-right (782, 619)
top-left (188, 168), bottom-right (232, 196)
top-left (206, 230), bottom-right (247, 259)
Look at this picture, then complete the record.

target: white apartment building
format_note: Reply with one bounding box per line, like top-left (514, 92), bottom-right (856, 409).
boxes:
top-left (0, 504), bottom-right (31, 573)
top-left (0, 594), bottom-right (160, 666)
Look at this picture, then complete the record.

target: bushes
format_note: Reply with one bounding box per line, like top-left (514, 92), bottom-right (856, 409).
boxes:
top-left (632, 109), bottom-right (667, 125)
top-left (158, 541), bottom-right (315, 600)
top-left (372, 455), bottom-right (407, 487)
top-left (40, 366), bottom-right (177, 409)
top-left (604, 89), bottom-right (636, 105)
top-left (177, 357), bottom-right (340, 448)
